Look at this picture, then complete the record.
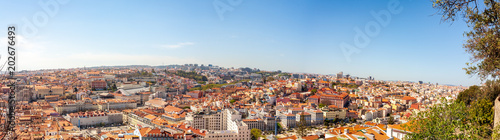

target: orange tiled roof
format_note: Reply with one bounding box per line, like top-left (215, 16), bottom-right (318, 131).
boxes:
top-left (402, 96), bottom-right (416, 101)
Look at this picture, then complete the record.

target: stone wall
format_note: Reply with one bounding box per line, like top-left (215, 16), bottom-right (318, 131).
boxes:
top-left (494, 96), bottom-right (500, 128)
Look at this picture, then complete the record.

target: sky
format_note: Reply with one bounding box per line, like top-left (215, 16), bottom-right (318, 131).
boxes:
top-left (0, 0), bottom-right (480, 86)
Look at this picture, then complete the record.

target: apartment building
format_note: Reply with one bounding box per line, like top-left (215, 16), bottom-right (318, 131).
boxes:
top-left (97, 99), bottom-right (137, 111)
top-left (323, 108), bottom-right (347, 120)
top-left (319, 93), bottom-right (349, 108)
top-left (35, 86), bottom-right (64, 99)
top-left (307, 110), bottom-right (324, 125)
top-left (280, 114), bottom-right (296, 129)
top-left (91, 80), bottom-right (107, 90)
top-left (55, 99), bottom-right (98, 114)
top-left (204, 110), bottom-right (250, 140)
top-left (64, 110), bottom-right (122, 127)
top-left (185, 109), bottom-right (250, 140)
top-left (242, 119), bottom-right (265, 131)
top-left (55, 99), bottom-right (136, 114)
top-left (264, 116), bottom-right (276, 131)
top-left (187, 91), bottom-right (203, 98)
top-left (296, 112), bottom-right (311, 126)
top-left (188, 111), bottom-right (224, 130)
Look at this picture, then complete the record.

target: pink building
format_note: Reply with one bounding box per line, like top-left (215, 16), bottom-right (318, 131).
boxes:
top-left (91, 80), bottom-right (107, 90)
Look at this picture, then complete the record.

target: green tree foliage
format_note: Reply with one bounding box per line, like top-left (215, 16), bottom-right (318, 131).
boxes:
top-left (387, 115), bottom-right (395, 125)
top-left (493, 125), bottom-right (500, 139)
top-left (277, 122), bottom-right (283, 133)
top-left (347, 84), bottom-right (359, 89)
top-left (251, 128), bottom-right (262, 140)
top-left (328, 119), bottom-right (336, 128)
top-left (267, 77), bottom-right (275, 82)
top-left (257, 71), bottom-right (281, 83)
top-left (408, 79), bottom-right (500, 139)
top-left (256, 71), bottom-right (281, 77)
top-left (416, 1), bottom-right (500, 138)
top-left (311, 88), bottom-right (317, 94)
top-left (432, 0), bottom-right (500, 79)
top-left (332, 82), bottom-right (359, 89)
top-left (458, 80), bottom-right (500, 105)
top-left (318, 103), bottom-right (326, 109)
top-left (278, 73), bottom-right (291, 78)
top-left (405, 97), bottom-right (497, 139)
top-left (62, 93), bottom-right (76, 100)
top-left (469, 98), bottom-right (494, 138)
top-left (333, 118), bottom-right (338, 124)
top-left (456, 85), bottom-right (481, 105)
top-left (407, 81), bottom-right (499, 139)
top-left (405, 99), bottom-right (476, 139)
top-left (302, 84), bottom-right (308, 92)
top-left (350, 118), bottom-right (357, 124)
top-left (190, 84), bottom-right (223, 91)
top-left (190, 80), bottom-right (250, 91)
top-left (168, 70), bottom-right (208, 82)
top-left (296, 115), bottom-right (307, 137)
top-left (482, 80), bottom-right (500, 102)
top-left (109, 83), bottom-right (118, 91)
top-left (98, 122), bottom-right (105, 127)
top-left (457, 80), bottom-right (498, 138)
top-left (230, 99), bottom-right (236, 104)
top-left (323, 119), bottom-right (331, 128)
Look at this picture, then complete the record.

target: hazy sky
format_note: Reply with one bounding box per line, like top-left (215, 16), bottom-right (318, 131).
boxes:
top-left (0, 0), bottom-right (480, 86)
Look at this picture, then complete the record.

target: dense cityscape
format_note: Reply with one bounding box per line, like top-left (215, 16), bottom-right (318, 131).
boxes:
top-left (0, 64), bottom-right (466, 140)
top-left (3, 0), bottom-right (500, 139)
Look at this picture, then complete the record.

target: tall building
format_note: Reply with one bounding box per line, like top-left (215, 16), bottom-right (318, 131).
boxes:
top-left (264, 116), bottom-right (276, 131)
top-left (187, 109), bottom-right (241, 131)
top-left (280, 114), bottom-right (296, 129)
top-left (307, 110), bottom-right (324, 125)
top-left (190, 111), bottom-right (224, 131)
top-left (296, 112), bottom-right (311, 126)
top-left (191, 109), bottom-right (250, 140)
top-left (337, 72), bottom-right (343, 79)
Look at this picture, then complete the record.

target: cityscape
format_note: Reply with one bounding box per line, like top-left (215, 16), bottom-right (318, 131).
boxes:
top-left (0, 65), bottom-right (468, 140)
top-left (1, 0), bottom-right (499, 140)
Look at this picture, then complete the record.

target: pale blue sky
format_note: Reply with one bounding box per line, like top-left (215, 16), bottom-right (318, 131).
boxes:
top-left (0, 0), bottom-right (480, 86)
